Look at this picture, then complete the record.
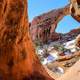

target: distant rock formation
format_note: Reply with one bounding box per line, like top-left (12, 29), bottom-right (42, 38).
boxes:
top-left (0, 0), bottom-right (54, 80)
top-left (30, 5), bottom-right (70, 44)
top-left (60, 28), bottom-right (80, 43)
top-left (30, 1), bottom-right (80, 44)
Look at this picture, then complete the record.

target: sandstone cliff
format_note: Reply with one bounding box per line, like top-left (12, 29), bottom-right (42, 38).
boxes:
top-left (0, 0), bottom-right (54, 80)
top-left (76, 34), bottom-right (80, 48)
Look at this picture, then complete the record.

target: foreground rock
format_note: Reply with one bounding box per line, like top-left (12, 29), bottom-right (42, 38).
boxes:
top-left (0, 0), bottom-right (54, 80)
top-left (70, 0), bottom-right (80, 22)
top-left (57, 58), bottom-right (80, 80)
top-left (76, 34), bottom-right (80, 48)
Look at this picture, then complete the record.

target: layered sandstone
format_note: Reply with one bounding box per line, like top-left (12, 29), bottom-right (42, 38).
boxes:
top-left (76, 34), bottom-right (80, 48)
top-left (0, 0), bottom-right (54, 80)
top-left (30, 5), bottom-right (70, 44)
top-left (70, 0), bottom-right (80, 22)
top-left (57, 57), bottom-right (80, 80)
top-left (30, 0), bottom-right (80, 44)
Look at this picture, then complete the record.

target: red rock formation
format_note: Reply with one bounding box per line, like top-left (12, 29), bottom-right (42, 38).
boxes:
top-left (76, 34), bottom-right (80, 48)
top-left (70, 0), bottom-right (80, 22)
top-left (30, 5), bottom-right (70, 44)
top-left (30, 0), bottom-right (80, 44)
top-left (50, 33), bottom-right (61, 41)
top-left (0, 0), bottom-right (54, 80)
top-left (68, 28), bottom-right (80, 34)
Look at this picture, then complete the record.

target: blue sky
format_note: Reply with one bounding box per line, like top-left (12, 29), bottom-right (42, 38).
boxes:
top-left (28, 0), bottom-right (80, 33)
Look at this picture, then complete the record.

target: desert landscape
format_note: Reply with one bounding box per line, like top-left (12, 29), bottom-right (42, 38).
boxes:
top-left (0, 0), bottom-right (79, 80)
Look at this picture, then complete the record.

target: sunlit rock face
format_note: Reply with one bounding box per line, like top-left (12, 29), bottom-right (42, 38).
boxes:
top-left (70, 0), bottom-right (80, 22)
top-left (0, 0), bottom-right (54, 80)
top-left (57, 59), bottom-right (80, 80)
top-left (30, 5), bottom-right (70, 44)
top-left (30, 0), bottom-right (80, 44)
top-left (76, 34), bottom-right (80, 48)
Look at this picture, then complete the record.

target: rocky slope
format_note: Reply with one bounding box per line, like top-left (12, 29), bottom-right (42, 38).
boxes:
top-left (0, 0), bottom-right (54, 80)
top-left (59, 28), bottom-right (80, 43)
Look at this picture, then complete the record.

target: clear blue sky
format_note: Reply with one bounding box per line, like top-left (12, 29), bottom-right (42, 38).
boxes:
top-left (28, 0), bottom-right (80, 33)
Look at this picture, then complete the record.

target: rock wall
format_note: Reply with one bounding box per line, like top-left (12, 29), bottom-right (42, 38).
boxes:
top-left (76, 34), bottom-right (80, 48)
top-left (70, 0), bottom-right (80, 22)
top-left (30, 0), bottom-right (80, 44)
top-left (0, 0), bottom-right (54, 80)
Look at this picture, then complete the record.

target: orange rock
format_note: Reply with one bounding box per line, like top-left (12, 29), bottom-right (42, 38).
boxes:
top-left (70, 0), bottom-right (80, 22)
top-left (76, 34), bottom-right (80, 48)
top-left (57, 59), bottom-right (80, 80)
top-left (0, 0), bottom-right (54, 80)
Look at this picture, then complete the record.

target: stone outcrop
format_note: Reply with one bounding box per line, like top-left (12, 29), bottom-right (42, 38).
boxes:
top-left (0, 0), bottom-right (54, 80)
top-left (76, 34), bottom-right (80, 48)
top-left (60, 28), bottom-right (80, 43)
top-left (70, 0), bottom-right (80, 22)
top-left (30, 5), bottom-right (70, 44)
top-left (68, 28), bottom-right (80, 34)
top-left (30, 0), bottom-right (80, 44)
top-left (57, 58), bottom-right (80, 80)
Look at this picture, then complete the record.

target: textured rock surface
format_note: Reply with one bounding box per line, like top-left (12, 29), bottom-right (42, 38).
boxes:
top-left (76, 34), bottom-right (80, 48)
top-left (70, 0), bottom-right (80, 22)
top-left (0, 0), bottom-right (54, 80)
top-left (30, 0), bottom-right (80, 44)
top-left (30, 5), bottom-right (70, 44)
top-left (57, 58), bottom-right (80, 80)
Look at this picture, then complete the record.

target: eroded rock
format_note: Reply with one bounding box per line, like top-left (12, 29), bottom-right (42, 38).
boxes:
top-left (70, 0), bottom-right (80, 22)
top-left (76, 34), bottom-right (80, 48)
top-left (30, 5), bottom-right (70, 44)
top-left (0, 0), bottom-right (54, 80)
top-left (30, 0), bottom-right (80, 44)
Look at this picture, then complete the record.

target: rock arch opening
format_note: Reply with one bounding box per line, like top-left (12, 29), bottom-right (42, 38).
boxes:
top-left (56, 15), bottom-right (80, 34)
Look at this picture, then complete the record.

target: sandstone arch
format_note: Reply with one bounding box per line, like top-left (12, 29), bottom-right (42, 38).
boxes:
top-left (30, 4), bottom-right (71, 44)
top-left (30, 0), bottom-right (80, 44)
